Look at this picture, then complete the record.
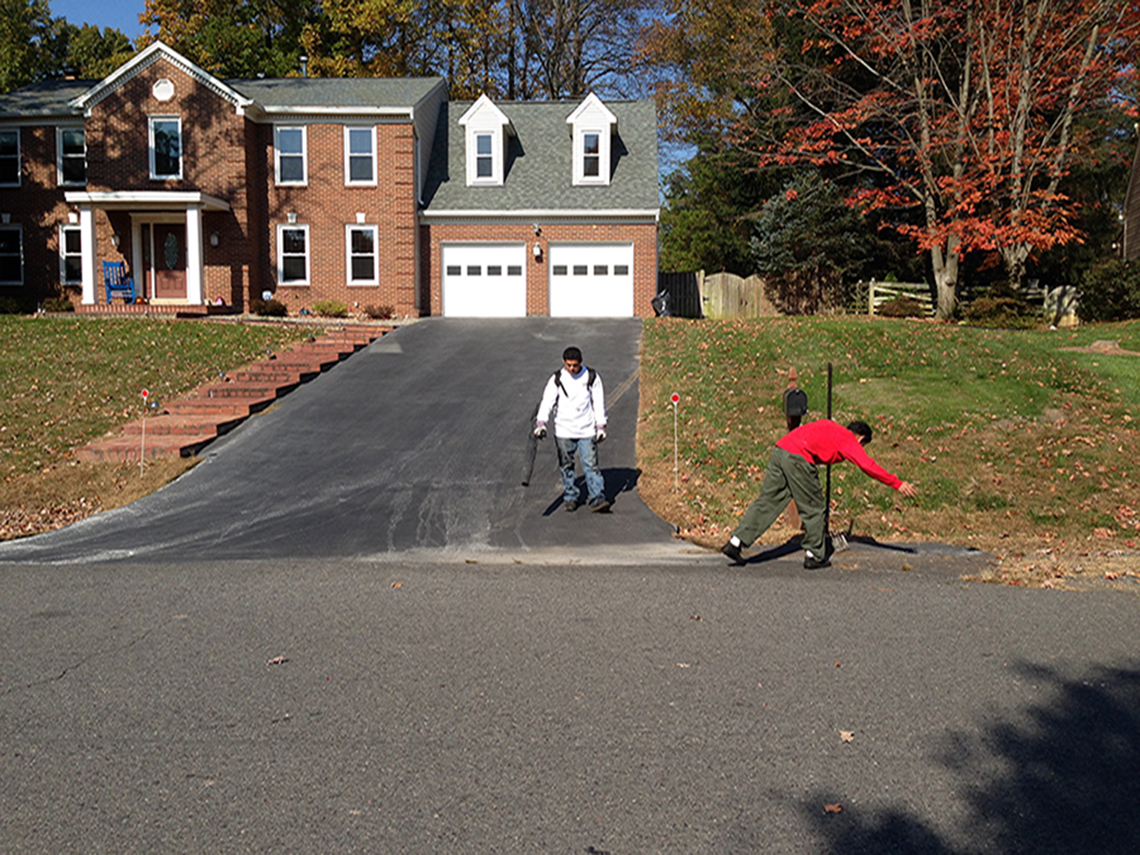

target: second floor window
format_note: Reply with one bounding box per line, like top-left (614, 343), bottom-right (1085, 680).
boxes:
top-left (0, 130), bottom-right (19, 186)
top-left (275, 126), bottom-right (306, 185)
top-left (475, 133), bottom-right (493, 178)
top-left (57, 128), bottom-right (86, 185)
top-left (149, 117), bottom-right (182, 179)
top-left (345, 126), bottom-right (376, 185)
top-left (583, 133), bottom-right (600, 178)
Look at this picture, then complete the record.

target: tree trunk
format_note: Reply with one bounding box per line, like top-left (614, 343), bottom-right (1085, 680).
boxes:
top-left (931, 234), bottom-right (960, 318)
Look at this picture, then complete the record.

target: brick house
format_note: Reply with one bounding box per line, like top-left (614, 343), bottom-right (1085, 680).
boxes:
top-left (0, 41), bottom-right (659, 318)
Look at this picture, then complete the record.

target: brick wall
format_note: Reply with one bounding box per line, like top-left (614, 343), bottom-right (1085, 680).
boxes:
top-left (422, 221), bottom-right (658, 317)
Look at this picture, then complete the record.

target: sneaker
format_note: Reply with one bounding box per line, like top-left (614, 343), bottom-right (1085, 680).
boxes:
top-left (564, 499), bottom-right (581, 512)
top-left (721, 541), bottom-right (745, 565)
top-left (589, 496), bottom-right (611, 513)
top-left (804, 554), bottom-right (831, 569)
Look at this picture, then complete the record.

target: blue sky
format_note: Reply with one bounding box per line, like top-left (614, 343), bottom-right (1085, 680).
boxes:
top-left (51, 0), bottom-right (148, 39)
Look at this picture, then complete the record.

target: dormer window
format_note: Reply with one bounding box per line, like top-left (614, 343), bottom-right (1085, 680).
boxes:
top-left (567, 93), bottom-right (617, 186)
top-left (459, 95), bottom-right (512, 187)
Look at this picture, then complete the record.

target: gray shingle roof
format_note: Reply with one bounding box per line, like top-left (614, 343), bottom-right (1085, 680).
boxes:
top-left (225, 77), bottom-right (445, 109)
top-left (421, 99), bottom-right (659, 213)
top-left (0, 79), bottom-right (93, 118)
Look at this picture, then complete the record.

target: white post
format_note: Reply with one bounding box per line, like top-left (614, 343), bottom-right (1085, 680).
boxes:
top-left (185, 205), bottom-right (204, 305)
top-left (79, 205), bottom-right (96, 305)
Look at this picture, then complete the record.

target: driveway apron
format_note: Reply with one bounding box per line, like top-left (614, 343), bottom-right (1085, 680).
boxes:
top-left (0, 319), bottom-right (678, 563)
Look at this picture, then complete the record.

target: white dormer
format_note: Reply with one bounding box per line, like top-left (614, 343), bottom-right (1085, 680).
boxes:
top-left (567, 93), bottom-right (617, 187)
top-left (458, 95), bottom-right (513, 187)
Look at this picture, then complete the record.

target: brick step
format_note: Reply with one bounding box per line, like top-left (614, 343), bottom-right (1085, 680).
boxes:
top-left (120, 414), bottom-right (237, 438)
top-left (262, 355), bottom-right (343, 372)
top-left (195, 380), bottom-right (300, 399)
top-left (74, 434), bottom-right (210, 463)
top-left (164, 397), bottom-right (266, 417)
top-left (229, 367), bottom-right (314, 384)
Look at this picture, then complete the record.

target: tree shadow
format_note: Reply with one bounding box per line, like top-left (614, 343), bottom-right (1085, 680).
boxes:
top-left (802, 662), bottom-right (1140, 854)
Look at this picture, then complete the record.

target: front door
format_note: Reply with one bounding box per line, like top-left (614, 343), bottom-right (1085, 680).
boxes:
top-left (146, 223), bottom-right (187, 300)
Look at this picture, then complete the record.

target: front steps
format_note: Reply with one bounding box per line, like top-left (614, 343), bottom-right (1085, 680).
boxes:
top-left (74, 325), bottom-right (391, 463)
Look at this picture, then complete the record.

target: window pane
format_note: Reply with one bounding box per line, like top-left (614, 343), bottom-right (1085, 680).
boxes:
top-left (476, 156), bottom-right (492, 178)
top-left (0, 132), bottom-right (17, 156)
top-left (476, 134), bottom-right (492, 155)
top-left (279, 155), bottom-right (304, 183)
top-left (467, 266), bottom-right (481, 276)
top-left (0, 158), bottom-right (16, 184)
top-left (584, 134), bottom-right (599, 155)
top-left (614, 264), bottom-right (629, 275)
top-left (0, 256), bottom-right (20, 282)
top-left (350, 229), bottom-right (374, 254)
top-left (64, 230), bottom-right (82, 253)
top-left (64, 256), bottom-right (82, 281)
top-left (61, 157), bottom-right (85, 184)
top-left (573, 265), bottom-right (588, 275)
top-left (351, 257), bottom-right (374, 281)
top-left (277, 128), bottom-right (303, 154)
top-left (349, 156), bottom-right (373, 182)
top-left (349, 128), bottom-right (372, 154)
top-left (584, 155), bottom-right (599, 177)
top-left (152, 120), bottom-right (180, 175)
top-left (594, 265), bottom-right (608, 275)
top-left (61, 129), bottom-right (84, 155)
top-left (0, 230), bottom-right (20, 253)
top-left (282, 256), bottom-right (306, 281)
top-left (487, 266), bottom-right (501, 276)
top-left (552, 265), bottom-right (567, 275)
top-left (282, 229), bottom-right (306, 253)
top-left (446, 265), bottom-right (461, 276)
top-left (507, 265), bottom-right (522, 276)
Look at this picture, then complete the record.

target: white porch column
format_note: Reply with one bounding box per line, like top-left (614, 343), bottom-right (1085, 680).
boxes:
top-left (79, 205), bottom-right (96, 305)
top-left (185, 205), bottom-right (204, 305)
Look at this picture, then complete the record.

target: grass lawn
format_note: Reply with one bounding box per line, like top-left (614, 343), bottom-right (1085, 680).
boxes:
top-left (0, 316), bottom-right (319, 539)
top-left (637, 316), bottom-right (1140, 589)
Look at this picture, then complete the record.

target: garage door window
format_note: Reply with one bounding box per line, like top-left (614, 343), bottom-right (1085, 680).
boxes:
top-left (615, 264), bottom-right (629, 275)
top-left (553, 265), bottom-right (567, 276)
top-left (594, 265), bottom-right (608, 275)
top-left (573, 265), bottom-right (587, 275)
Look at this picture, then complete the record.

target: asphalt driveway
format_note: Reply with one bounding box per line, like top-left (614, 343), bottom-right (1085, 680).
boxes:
top-left (0, 319), bottom-right (681, 564)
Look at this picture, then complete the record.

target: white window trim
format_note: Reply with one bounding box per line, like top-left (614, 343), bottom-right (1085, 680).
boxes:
top-left (573, 126), bottom-right (609, 186)
top-left (274, 125), bottom-right (307, 186)
top-left (148, 115), bottom-right (182, 180)
top-left (345, 223), bottom-right (379, 286)
top-left (0, 129), bottom-right (20, 188)
top-left (343, 126), bottom-right (377, 187)
top-left (59, 224), bottom-right (82, 284)
top-left (56, 127), bottom-right (86, 187)
top-left (276, 223), bottom-right (310, 286)
top-left (465, 127), bottom-right (503, 186)
top-left (0, 224), bottom-right (24, 285)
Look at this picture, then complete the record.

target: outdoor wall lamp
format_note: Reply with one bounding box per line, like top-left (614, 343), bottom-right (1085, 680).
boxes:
top-left (111, 233), bottom-right (120, 247)
top-left (533, 242), bottom-right (543, 260)
top-left (210, 231), bottom-right (220, 246)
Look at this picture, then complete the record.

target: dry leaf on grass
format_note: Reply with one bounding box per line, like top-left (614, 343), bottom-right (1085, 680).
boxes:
top-left (840, 731), bottom-right (855, 743)
top-left (824, 803), bottom-right (843, 814)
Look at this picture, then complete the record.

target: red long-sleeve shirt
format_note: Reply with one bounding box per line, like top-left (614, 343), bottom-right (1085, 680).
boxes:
top-left (776, 419), bottom-right (903, 490)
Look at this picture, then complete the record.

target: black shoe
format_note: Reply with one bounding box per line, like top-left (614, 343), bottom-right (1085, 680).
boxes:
top-left (589, 496), bottom-right (611, 513)
top-left (564, 499), bottom-right (581, 512)
top-left (804, 554), bottom-right (831, 569)
top-left (721, 541), bottom-right (745, 565)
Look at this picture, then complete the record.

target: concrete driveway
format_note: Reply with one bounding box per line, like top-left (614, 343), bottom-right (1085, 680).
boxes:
top-left (0, 319), bottom-right (682, 564)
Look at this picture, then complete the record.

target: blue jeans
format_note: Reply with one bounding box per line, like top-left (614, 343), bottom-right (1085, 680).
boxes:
top-left (556, 435), bottom-right (604, 503)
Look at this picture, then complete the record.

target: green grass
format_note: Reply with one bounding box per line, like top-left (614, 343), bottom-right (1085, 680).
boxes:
top-left (0, 316), bottom-right (318, 478)
top-left (637, 316), bottom-right (1140, 558)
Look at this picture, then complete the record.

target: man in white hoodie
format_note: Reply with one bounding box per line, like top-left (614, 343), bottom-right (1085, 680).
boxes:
top-left (534, 346), bottom-right (609, 512)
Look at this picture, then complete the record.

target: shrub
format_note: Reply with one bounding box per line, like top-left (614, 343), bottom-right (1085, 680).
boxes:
top-left (364, 304), bottom-right (395, 320)
top-left (0, 295), bottom-right (28, 315)
top-left (312, 300), bottom-right (349, 318)
top-left (877, 296), bottom-right (927, 318)
top-left (962, 296), bottom-right (1042, 329)
top-left (1078, 259), bottom-right (1140, 322)
top-left (41, 297), bottom-right (74, 313)
top-left (250, 298), bottom-right (288, 317)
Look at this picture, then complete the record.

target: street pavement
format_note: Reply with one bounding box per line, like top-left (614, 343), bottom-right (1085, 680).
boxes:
top-left (2, 320), bottom-right (1138, 853)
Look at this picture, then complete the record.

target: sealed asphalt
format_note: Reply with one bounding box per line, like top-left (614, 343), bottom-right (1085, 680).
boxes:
top-left (2, 319), bottom-right (1138, 853)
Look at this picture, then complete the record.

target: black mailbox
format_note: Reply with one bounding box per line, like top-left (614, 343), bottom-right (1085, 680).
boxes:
top-left (784, 388), bottom-right (808, 418)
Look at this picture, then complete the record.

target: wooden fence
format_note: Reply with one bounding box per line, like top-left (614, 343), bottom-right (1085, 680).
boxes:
top-left (699, 272), bottom-right (779, 319)
top-left (863, 280), bottom-right (935, 316)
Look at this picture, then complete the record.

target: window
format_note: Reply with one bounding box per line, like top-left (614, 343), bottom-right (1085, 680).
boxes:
top-left (149, 117), bottom-right (181, 179)
top-left (57, 128), bottom-right (86, 185)
top-left (573, 265), bottom-right (588, 275)
top-left (0, 130), bottom-right (19, 186)
top-left (59, 225), bottom-right (82, 284)
top-left (0, 226), bottom-right (23, 284)
top-left (552, 265), bottom-right (568, 276)
top-left (614, 264), bottom-right (629, 275)
top-left (583, 133), bottom-right (600, 178)
top-left (275, 126), bottom-right (307, 185)
top-left (594, 265), bottom-right (608, 275)
top-left (346, 224), bottom-right (378, 285)
top-left (467, 265), bottom-right (481, 276)
top-left (276, 224), bottom-right (309, 285)
top-left (487, 265), bottom-right (502, 276)
top-left (475, 133), bottom-right (493, 178)
top-left (507, 265), bottom-right (522, 276)
top-left (345, 126), bottom-right (376, 185)
top-left (446, 265), bottom-right (461, 276)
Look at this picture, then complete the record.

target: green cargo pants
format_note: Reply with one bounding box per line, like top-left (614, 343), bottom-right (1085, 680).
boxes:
top-left (731, 447), bottom-right (827, 556)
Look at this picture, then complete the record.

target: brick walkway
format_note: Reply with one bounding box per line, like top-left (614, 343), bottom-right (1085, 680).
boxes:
top-left (75, 325), bottom-right (392, 463)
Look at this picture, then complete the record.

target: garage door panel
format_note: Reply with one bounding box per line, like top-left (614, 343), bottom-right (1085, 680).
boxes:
top-left (548, 243), bottom-right (634, 317)
top-left (442, 243), bottom-right (527, 317)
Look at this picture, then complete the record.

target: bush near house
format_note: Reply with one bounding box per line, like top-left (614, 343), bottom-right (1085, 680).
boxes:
top-left (250, 298), bottom-right (288, 317)
top-left (962, 296), bottom-right (1042, 329)
top-left (312, 300), bottom-right (349, 318)
top-left (877, 296), bottom-right (927, 318)
top-left (1079, 259), bottom-right (1140, 322)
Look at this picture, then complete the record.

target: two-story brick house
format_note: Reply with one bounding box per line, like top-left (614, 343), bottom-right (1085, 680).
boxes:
top-left (0, 41), bottom-right (659, 318)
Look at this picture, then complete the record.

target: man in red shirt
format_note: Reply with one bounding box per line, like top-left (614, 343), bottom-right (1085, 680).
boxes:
top-left (721, 419), bottom-right (918, 569)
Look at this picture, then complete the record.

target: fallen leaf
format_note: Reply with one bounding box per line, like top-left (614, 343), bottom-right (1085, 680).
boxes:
top-left (266, 656), bottom-right (288, 666)
top-left (676, 662), bottom-right (691, 668)
top-left (840, 731), bottom-right (854, 743)
top-left (391, 582), bottom-right (402, 588)
top-left (824, 803), bottom-right (843, 814)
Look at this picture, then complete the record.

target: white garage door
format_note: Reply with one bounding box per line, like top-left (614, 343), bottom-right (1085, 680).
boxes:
top-left (548, 243), bottom-right (634, 317)
top-left (442, 243), bottom-right (527, 317)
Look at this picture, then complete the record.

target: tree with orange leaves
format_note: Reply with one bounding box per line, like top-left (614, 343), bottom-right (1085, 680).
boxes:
top-left (738, 0), bottom-right (1140, 316)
